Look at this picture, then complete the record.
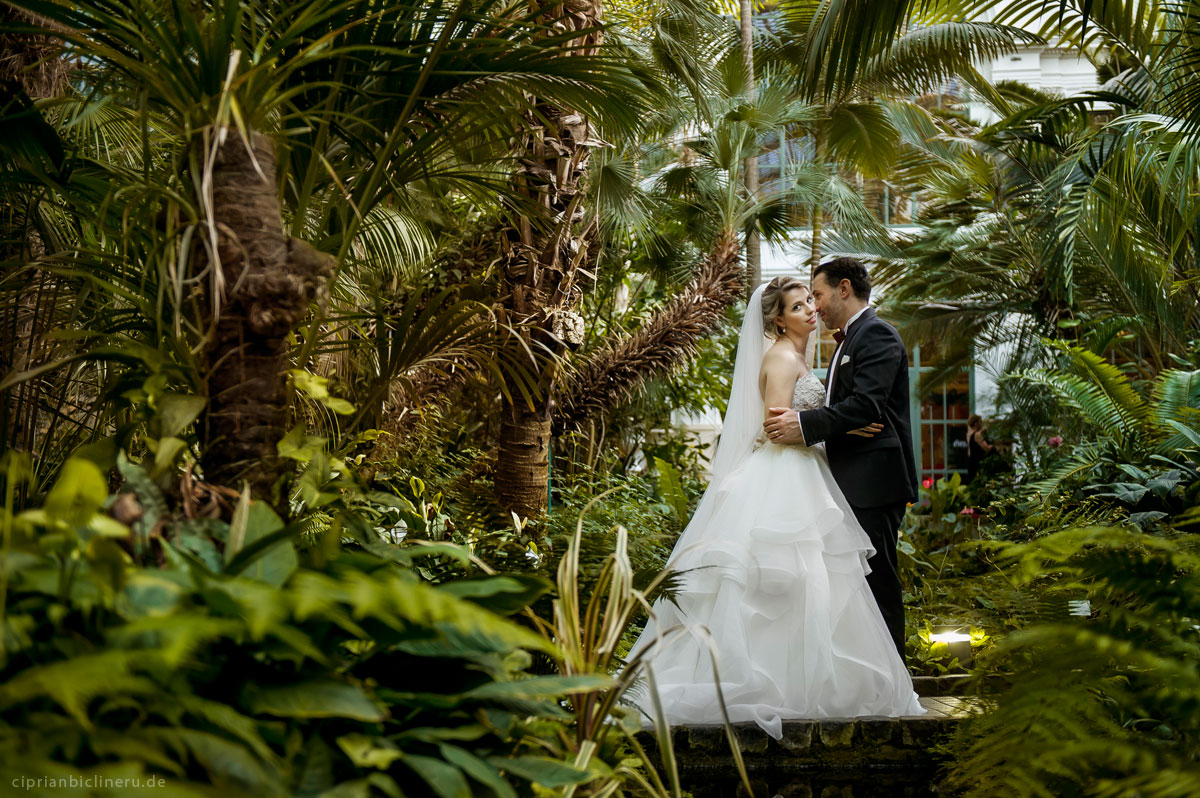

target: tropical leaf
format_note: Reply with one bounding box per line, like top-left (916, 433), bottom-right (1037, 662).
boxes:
top-left (0, 651), bottom-right (159, 727)
top-left (487, 756), bottom-right (593, 788)
top-left (243, 679), bottom-right (386, 722)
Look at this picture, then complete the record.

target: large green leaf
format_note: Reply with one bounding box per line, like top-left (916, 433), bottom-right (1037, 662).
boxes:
top-left (436, 574), bottom-right (553, 615)
top-left (336, 734), bottom-right (404, 770)
top-left (225, 498), bottom-right (297, 587)
top-left (0, 651), bottom-right (158, 726)
top-left (438, 744), bottom-right (517, 798)
top-left (384, 573), bottom-right (558, 655)
top-left (244, 680), bottom-right (384, 722)
top-left (824, 102), bottom-right (900, 178)
top-left (463, 674), bottom-right (612, 701)
top-left (487, 756), bottom-right (592, 789)
top-left (653, 456), bottom-right (689, 524)
top-left (401, 754), bottom-right (471, 798)
top-left (1092, 482), bottom-right (1150, 504)
top-left (41, 458), bottom-right (108, 528)
top-left (154, 393), bottom-right (206, 439)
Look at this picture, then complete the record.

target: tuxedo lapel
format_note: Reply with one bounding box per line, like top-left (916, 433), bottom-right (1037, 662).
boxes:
top-left (829, 308), bottom-right (877, 403)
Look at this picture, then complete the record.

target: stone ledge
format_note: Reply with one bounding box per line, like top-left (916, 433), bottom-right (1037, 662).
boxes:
top-left (912, 673), bottom-right (1010, 696)
top-left (635, 697), bottom-right (988, 773)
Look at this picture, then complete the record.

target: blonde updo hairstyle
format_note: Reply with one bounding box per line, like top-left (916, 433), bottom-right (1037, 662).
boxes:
top-left (761, 276), bottom-right (809, 338)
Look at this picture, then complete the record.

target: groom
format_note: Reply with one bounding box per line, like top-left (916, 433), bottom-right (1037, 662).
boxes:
top-left (763, 257), bottom-right (918, 661)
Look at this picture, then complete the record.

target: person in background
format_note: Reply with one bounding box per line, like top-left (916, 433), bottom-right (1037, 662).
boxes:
top-left (966, 414), bottom-right (994, 483)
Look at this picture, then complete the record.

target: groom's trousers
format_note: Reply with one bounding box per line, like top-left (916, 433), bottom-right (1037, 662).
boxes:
top-left (850, 502), bottom-right (906, 663)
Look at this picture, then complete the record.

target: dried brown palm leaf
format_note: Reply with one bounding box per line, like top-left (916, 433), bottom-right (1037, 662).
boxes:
top-left (0, 7), bottom-right (73, 98)
top-left (552, 231), bottom-right (742, 434)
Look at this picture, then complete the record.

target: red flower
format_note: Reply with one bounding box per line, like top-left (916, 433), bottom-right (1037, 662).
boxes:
top-left (960, 507), bottom-right (976, 516)
top-left (922, 478), bottom-right (934, 490)
top-left (1048, 435), bottom-right (1063, 447)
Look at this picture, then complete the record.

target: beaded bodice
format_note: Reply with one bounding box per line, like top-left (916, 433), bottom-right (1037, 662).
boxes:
top-left (791, 370), bottom-right (825, 412)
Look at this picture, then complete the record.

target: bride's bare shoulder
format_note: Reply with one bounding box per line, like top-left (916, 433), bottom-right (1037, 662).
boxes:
top-left (760, 343), bottom-right (804, 376)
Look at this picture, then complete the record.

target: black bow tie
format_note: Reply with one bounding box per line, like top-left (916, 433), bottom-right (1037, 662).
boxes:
top-left (833, 329), bottom-right (845, 344)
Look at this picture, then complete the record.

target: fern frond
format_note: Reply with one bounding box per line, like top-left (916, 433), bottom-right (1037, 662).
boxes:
top-left (1019, 446), bottom-right (1098, 504)
top-left (1012, 362), bottom-right (1141, 445)
top-left (1059, 342), bottom-right (1151, 423)
top-left (946, 527), bottom-right (1200, 797)
top-left (1153, 368), bottom-right (1200, 424)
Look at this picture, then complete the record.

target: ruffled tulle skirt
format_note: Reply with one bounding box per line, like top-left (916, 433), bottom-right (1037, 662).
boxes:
top-left (625, 442), bottom-right (924, 739)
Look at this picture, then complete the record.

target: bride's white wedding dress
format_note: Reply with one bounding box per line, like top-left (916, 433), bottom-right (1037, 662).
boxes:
top-left (626, 364), bottom-right (924, 740)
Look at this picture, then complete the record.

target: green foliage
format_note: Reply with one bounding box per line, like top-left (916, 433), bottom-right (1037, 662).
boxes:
top-left (0, 0), bottom-right (656, 494)
top-left (905, 471), bottom-right (974, 547)
top-left (525, 490), bottom-right (753, 798)
top-left (543, 473), bottom-right (686, 626)
top-left (943, 527), bottom-right (1200, 798)
top-left (0, 451), bottom-right (661, 797)
top-left (905, 620), bottom-right (991, 676)
top-left (651, 458), bottom-right (689, 531)
top-left (1007, 346), bottom-right (1200, 529)
top-left (857, 2), bottom-right (1200, 396)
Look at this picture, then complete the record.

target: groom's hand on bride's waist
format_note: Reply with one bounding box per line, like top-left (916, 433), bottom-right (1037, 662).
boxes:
top-left (764, 408), bottom-right (805, 445)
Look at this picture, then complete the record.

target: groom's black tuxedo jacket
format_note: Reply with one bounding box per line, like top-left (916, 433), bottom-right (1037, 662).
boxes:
top-left (797, 308), bottom-right (919, 509)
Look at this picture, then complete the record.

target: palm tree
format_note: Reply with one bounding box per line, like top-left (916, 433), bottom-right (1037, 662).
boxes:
top-left (765, 1), bottom-right (1038, 272)
top-left (493, 0), bottom-right (621, 517)
top-left (854, 1), bottom-right (1200, 388)
top-left (0, 7), bottom-right (71, 97)
top-left (550, 70), bottom-right (836, 444)
top-left (0, 0), bottom-right (649, 508)
top-left (491, 0), bottom-right (748, 518)
top-left (488, 2), bottom-right (1034, 516)
top-left (741, 0), bottom-right (762, 293)
top-left (337, 1), bottom-right (754, 511)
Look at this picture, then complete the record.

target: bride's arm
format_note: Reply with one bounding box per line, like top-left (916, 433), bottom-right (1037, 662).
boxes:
top-left (760, 350), bottom-right (798, 425)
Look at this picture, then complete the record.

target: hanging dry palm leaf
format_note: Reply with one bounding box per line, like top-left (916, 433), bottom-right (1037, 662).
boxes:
top-left (553, 231), bottom-right (742, 434)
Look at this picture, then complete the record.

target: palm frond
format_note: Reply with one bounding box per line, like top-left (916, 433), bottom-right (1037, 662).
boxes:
top-left (553, 232), bottom-right (742, 433)
top-left (859, 21), bottom-right (1041, 97)
top-left (1153, 368), bottom-right (1200, 424)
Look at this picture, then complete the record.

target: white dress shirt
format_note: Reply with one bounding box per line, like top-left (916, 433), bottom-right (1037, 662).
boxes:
top-left (824, 305), bottom-right (870, 406)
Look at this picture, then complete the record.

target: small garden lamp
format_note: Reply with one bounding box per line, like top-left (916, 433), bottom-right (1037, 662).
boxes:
top-left (930, 624), bottom-right (973, 669)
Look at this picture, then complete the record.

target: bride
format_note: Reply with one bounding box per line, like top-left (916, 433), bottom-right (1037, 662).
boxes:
top-left (625, 277), bottom-right (924, 739)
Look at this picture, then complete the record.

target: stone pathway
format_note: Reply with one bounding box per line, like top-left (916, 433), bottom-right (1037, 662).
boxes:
top-left (916, 694), bottom-right (989, 719)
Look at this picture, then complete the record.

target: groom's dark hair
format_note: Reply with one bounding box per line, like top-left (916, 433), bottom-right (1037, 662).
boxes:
top-left (814, 257), bottom-right (871, 301)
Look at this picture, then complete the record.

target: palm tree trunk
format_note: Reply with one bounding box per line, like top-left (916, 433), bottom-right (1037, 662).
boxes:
top-left (199, 130), bottom-right (332, 507)
top-left (809, 127), bottom-right (825, 277)
top-left (740, 0), bottom-right (760, 295)
top-left (809, 203), bottom-right (823, 275)
top-left (0, 8), bottom-right (73, 98)
top-left (496, 405), bottom-right (553, 517)
top-left (495, 0), bottom-right (603, 519)
top-left (0, 8), bottom-right (73, 464)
